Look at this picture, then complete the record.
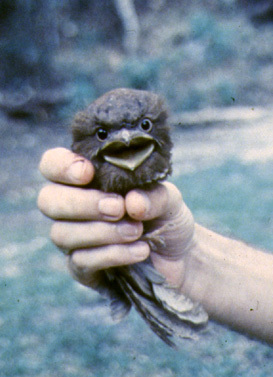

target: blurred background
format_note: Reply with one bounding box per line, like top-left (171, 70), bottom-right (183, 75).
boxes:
top-left (0, 0), bottom-right (273, 119)
top-left (0, 1), bottom-right (273, 376)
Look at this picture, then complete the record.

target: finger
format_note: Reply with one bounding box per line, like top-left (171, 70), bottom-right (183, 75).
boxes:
top-left (69, 241), bottom-right (150, 280)
top-left (39, 147), bottom-right (94, 185)
top-left (50, 219), bottom-right (143, 250)
top-left (37, 183), bottom-right (125, 221)
top-left (125, 182), bottom-right (183, 221)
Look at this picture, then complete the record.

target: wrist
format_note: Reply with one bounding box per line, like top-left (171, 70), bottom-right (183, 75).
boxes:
top-left (179, 224), bottom-right (224, 307)
top-left (181, 223), bottom-right (273, 343)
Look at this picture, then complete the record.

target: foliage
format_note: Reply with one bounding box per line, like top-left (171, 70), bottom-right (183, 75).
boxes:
top-left (120, 57), bottom-right (162, 89)
top-left (0, 0), bottom-right (272, 119)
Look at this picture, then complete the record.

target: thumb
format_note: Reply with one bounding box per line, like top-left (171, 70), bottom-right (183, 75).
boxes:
top-left (125, 182), bottom-right (183, 221)
top-left (39, 147), bottom-right (94, 185)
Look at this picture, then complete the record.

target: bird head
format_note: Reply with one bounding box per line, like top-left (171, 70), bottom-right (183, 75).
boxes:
top-left (71, 88), bottom-right (173, 194)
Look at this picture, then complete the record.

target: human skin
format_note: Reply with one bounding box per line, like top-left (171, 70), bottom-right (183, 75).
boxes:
top-left (38, 147), bottom-right (273, 344)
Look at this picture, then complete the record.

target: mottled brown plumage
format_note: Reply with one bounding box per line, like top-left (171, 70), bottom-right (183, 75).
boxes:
top-left (72, 88), bottom-right (172, 195)
top-left (71, 88), bottom-right (208, 347)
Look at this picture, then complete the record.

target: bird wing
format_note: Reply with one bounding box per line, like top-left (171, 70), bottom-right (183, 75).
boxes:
top-left (90, 226), bottom-right (208, 346)
top-left (107, 259), bottom-right (208, 347)
top-left (94, 270), bottom-right (132, 321)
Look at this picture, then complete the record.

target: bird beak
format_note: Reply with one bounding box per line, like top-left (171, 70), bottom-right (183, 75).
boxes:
top-left (100, 129), bottom-right (155, 171)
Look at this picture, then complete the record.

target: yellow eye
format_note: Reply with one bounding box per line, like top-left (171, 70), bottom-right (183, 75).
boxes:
top-left (139, 119), bottom-right (153, 132)
top-left (96, 128), bottom-right (108, 141)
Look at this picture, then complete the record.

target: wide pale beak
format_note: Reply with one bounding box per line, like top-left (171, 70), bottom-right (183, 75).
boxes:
top-left (100, 129), bottom-right (155, 171)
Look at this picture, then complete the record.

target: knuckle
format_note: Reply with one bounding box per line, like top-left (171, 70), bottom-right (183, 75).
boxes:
top-left (50, 222), bottom-right (67, 249)
top-left (168, 182), bottom-right (182, 202)
top-left (37, 185), bottom-right (58, 218)
top-left (39, 148), bottom-right (61, 175)
top-left (37, 186), bottom-right (51, 214)
top-left (39, 148), bottom-right (78, 183)
top-left (68, 253), bottom-right (90, 283)
top-left (164, 182), bottom-right (183, 210)
top-left (69, 251), bottom-right (85, 270)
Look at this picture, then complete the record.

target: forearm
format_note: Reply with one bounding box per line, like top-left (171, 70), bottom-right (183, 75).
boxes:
top-left (182, 224), bottom-right (273, 343)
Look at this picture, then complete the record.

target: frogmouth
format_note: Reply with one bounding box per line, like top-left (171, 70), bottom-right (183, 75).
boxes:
top-left (71, 88), bottom-right (208, 347)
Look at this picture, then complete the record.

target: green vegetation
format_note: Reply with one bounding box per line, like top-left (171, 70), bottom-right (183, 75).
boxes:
top-left (1, 0), bottom-right (273, 119)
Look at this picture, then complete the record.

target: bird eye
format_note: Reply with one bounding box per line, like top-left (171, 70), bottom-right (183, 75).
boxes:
top-left (96, 128), bottom-right (108, 141)
top-left (139, 118), bottom-right (153, 132)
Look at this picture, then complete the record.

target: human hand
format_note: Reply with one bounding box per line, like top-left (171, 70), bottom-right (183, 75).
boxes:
top-left (38, 147), bottom-right (195, 290)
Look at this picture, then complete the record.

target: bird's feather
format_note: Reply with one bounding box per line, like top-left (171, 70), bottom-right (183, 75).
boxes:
top-left (102, 259), bottom-right (208, 345)
top-left (71, 88), bottom-right (208, 346)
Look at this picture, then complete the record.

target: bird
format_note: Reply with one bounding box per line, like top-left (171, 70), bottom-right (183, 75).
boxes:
top-left (71, 88), bottom-right (208, 347)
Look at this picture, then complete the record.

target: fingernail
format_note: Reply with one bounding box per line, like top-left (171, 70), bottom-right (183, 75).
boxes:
top-left (98, 196), bottom-right (124, 218)
top-left (126, 191), bottom-right (151, 219)
top-left (118, 222), bottom-right (141, 239)
top-left (129, 242), bottom-right (149, 259)
top-left (68, 160), bottom-right (86, 182)
top-left (140, 193), bottom-right (152, 216)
